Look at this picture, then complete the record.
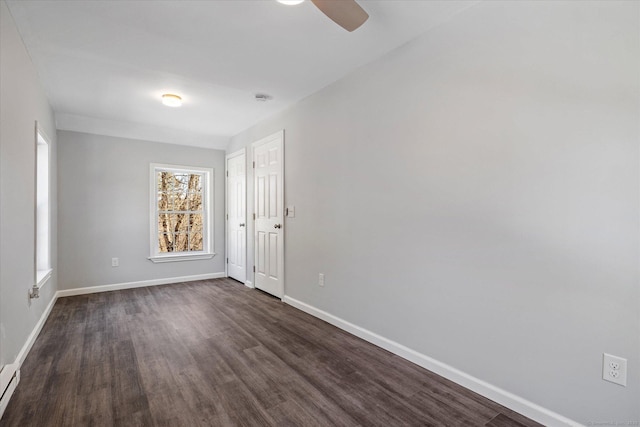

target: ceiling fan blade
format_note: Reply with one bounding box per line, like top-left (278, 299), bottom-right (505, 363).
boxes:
top-left (310, 0), bottom-right (369, 32)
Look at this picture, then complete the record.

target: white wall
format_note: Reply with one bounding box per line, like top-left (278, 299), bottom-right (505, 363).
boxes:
top-left (228, 1), bottom-right (639, 423)
top-left (57, 131), bottom-right (226, 290)
top-left (0, 0), bottom-right (58, 366)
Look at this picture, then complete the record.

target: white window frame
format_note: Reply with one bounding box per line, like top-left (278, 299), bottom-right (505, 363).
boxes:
top-left (35, 123), bottom-right (52, 288)
top-left (148, 163), bottom-right (215, 263)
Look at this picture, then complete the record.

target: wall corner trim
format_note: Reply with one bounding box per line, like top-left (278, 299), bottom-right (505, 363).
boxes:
top-left (244, 280), bottom-right (254, 289)
top-left (57, 272), bottom-right (226, 297)
top-left (282, 295), bottom-right (583, 427)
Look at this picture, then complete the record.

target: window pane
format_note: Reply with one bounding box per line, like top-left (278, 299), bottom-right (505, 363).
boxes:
top-left (173, 193), bottom-right (184, 211)
top-left (175, 232), bottom-right (188, 252)
top-left (168, 213), bottom-right (181, 232)
top-left (158, 213), bottom-right (186, 234)
top-left (158, 233), bottom-right (173, 253)
top-left (158, 192), bottom-right (173, 211)
top-left (172, 190), bottom-right (187, 211)
top-left (174, 213), bottom-right (189, 234)
top-left (189, 232), bottom-right (203, 251)
top-left (186, 174), bottom-right (201, 210)
top-left (157, 171), bottom-right (173, 192)
top-left (158, 213), bottom-right (171, 235)
top-left (36, 134), bottom-right (50, 272)
top-left (188, 213), bottom-right (203, 233)
top-left (188, 174), bottom-right (202, 192)
top-left (188, 192), bottom-right (202, 211)
top-left (173, 174), bottom-right (188, 193)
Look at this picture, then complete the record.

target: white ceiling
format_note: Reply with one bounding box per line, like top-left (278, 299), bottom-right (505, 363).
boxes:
top-left (6, 0), bottom-right (476, 149)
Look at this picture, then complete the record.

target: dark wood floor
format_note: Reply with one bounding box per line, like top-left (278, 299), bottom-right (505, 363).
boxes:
top-left (2, 278), bottom-right (541, 427)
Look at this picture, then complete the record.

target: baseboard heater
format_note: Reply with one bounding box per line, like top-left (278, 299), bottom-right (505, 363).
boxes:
top-left (0, 365), bottom-right (19, 419)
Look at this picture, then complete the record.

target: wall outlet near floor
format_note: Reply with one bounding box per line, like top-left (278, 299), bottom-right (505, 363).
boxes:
top-left (603, 353), bottom-right (627, 386)
top-left (111, 257), bottom-right (119, 267)
top-left (318, 273), bottom-right (325, 287)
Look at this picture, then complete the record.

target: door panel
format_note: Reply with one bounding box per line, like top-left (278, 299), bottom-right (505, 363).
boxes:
top-left (253, 131), bottom-right (284, 298)
top-left (269, 232), bottom-right (279, 279)
top-left (269, 174), bottom-right (278, 217)
top-left (257, 176), bottom-right (266, 217)
top-left (257, 231), bottom-right (266, 274)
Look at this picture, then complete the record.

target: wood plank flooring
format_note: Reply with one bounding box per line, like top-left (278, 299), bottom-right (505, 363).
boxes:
top-left (2, 278), bottom-right (542, 426)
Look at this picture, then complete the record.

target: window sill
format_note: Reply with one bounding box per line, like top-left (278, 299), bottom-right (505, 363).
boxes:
top-left (36, 269), bottom-right (52, 289)
top-left (148, 253), bottom-right (216, 264)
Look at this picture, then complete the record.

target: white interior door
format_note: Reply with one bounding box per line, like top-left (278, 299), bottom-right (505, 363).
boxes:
top-left (226, 149), bottom-right (246, 283)
top-left (253, 131), bottom-right (284, 298)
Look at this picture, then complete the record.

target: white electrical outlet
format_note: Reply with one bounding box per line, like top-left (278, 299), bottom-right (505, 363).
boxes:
top-left (111, 257), bottom-right (119, 267)
top-left (603, 353), bottom-right (627, 386)
top-left (318, 273), bottom-right (325, 287)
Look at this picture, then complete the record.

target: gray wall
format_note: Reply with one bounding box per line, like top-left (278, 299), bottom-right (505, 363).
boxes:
top-left (0, 0), bottom-right (58, 366)
top-left (57, 131), bottom-right (226, 290)
top-left (228, 1), bottom-right (639, 423)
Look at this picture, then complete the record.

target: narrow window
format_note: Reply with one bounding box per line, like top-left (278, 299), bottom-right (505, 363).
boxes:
top-left (149, 164), bottom-right (214, 263)
top-left (35, 128), bottom-right (51, 287)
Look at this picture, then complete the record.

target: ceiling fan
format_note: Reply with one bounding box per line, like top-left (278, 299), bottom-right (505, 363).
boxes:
top-left (279, 0), bottom-right (369, 32)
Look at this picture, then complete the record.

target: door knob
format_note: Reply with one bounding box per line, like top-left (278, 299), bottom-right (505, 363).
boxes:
top-left (274, 224), bottom-right (282, 229)
top-left (239, 223), bottom-right (245, 227)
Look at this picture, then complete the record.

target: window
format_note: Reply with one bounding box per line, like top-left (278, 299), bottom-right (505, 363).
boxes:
top-left (149, 164), bottom-right (214, 263)
top-left (35, 127), bottom-right (52, 287)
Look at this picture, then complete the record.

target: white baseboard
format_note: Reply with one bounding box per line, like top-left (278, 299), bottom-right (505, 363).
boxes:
top-left (282, 295), bottom-right (582, 427)
top-left (244, 280), bottom-right (254, 289)
top-left (17, 293), bottom-right (58, 366)
top-left (0, 290), bottom-right (57, 419)
top-left (57, 272), bottom-right (226, 297)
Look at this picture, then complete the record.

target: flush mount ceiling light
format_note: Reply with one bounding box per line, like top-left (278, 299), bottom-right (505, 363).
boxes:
top-left (277, 0), bottom-right (305, 5)
top-left (162, 94), bottom-right (182, 107)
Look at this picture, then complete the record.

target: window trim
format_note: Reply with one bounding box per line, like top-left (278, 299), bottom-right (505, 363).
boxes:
top-left (148, 163), bottom-right (215, 263)
top-left (34, 122), bottom-right (52, 289)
